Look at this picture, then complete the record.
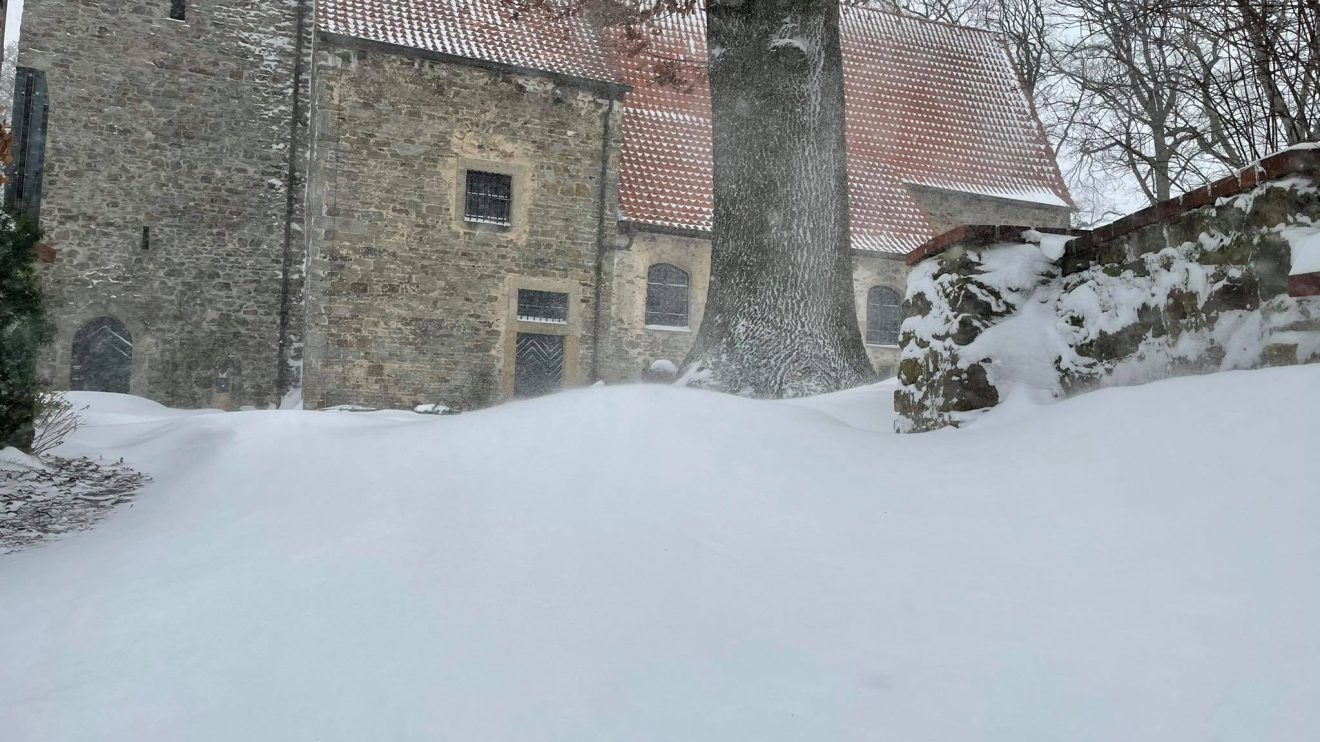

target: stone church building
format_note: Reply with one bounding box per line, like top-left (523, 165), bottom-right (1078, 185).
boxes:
top-left (11, 0), bottom-right (1071, 410)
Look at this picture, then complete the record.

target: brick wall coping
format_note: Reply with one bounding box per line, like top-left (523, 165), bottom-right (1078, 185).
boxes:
top-left (905, 146), bottom-right (1320, 268)
top-left (1290, 272), bottom-right (1320, 298)
top-left (1069, 146), bottom-right (1319, 255)
top-left (904, 225), bottom-right (1088, 266)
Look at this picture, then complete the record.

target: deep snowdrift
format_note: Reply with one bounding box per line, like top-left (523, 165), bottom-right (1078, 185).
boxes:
top-left (1, 369), bottom-right (1317, 741)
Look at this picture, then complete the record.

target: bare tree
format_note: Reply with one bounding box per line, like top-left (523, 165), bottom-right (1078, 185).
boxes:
top-left (1052, 0), bottom-right (1216, 203)
top-left (989, 0), bottom-right (1050, 98)
top-left (1047, 0), bottom-right (1316, 212)
top-left (1164, 0), bottom-right (1319, 165)
top-left (893, 0), bottom-right (989, 25)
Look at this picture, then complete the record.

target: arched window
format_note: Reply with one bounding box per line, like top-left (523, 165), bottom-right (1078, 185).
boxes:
top-left (71, 317), bottom-right (133, 394)
top-left (866, 286), bottom-right (902, 346)
top-left (646, 264), bottom-right (690, 328)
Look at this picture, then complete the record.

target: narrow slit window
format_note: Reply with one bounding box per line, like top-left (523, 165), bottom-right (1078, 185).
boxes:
top-left (142, 226), bottom-right (151, 250)
top-left (464, 171), bottom-right (513, 226)
top-left (170, 0), bottom-right (186, 21)
top-left (517, 290), bottom-right (568, 324)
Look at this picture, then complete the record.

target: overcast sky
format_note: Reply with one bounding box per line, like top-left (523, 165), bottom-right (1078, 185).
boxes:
top-left (6, 0), bottom-right (22, 45)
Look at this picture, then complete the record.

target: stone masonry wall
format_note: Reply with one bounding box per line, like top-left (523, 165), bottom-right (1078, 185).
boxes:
top-left (908, 185), bottom-right (1072, 235)
top-left (301, 37), bottom-right (622, 411)
top-left (597, 230), bottom-right (711, 383)
top-left (851, 251), bottom-right (910, 377)
top-left (21, 0), bottom-right (308, 409)
top-left (1055, 175), bottom-right (1318, 393)
top-left (596, 230), bottom-right (912, 382)
top-left (897, 149), bottom-right (1320, 433)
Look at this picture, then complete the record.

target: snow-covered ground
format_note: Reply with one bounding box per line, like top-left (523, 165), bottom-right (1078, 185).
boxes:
top-left (1, 369), bottom-right (1317, 741)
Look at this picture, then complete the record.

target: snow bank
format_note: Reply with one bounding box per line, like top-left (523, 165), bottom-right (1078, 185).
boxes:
top-left (1282, 220), bottom-right (1320, 275)
top-left (781, 378), bottom-right (898, 432)
top-left (1, 369), bottom-right (1318, 741)
top-left (0, 447), bottom-right (45, 473)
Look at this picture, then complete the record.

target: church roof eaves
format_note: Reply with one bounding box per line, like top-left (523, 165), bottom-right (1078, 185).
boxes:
top-left (318, 0), bottom-right (621, 85)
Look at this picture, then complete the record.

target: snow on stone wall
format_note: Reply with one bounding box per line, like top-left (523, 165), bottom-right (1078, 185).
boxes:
top-left (895, 236), bottom-right (1063, 432)
top-left (896, 159), bottom-right (1320, 433)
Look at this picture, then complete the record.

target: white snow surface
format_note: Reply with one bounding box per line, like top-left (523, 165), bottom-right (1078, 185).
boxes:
top-left (647, 359), bottom-right (680, 376)
top-left (2, 371), bottom-right (1319, 741)
top-left (1022, 228), bottom-right (1076, 260)
top-left (1281, 221), bottom-right (1320, 275)
top-left (0, 448), bottom-right (46, 473)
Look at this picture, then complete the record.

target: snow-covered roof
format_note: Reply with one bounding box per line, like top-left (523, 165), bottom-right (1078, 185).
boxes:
top-left (616, 9), bottom-right (1073, 252)
top-left (317, 0), bottom-right (617, 84)
top-left (318, 2), bottom-right (1073, 254)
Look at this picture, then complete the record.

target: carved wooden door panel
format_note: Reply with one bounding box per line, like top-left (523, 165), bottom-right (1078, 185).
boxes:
top-left (514, 333), bottom-right (564, 398)
top-left (71, 317), bottom-right (133, 394)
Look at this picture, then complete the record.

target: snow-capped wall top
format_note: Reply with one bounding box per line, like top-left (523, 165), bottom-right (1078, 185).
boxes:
top-left (318, 0), bottom-right (618, 84)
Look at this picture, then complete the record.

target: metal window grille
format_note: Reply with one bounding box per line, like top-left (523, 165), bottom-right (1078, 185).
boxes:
top-left (517, 289), bottom-right (569, 324)
top-left (645, 264), bottom-right (690, 327)
top-left (866, 286), bottom-right (902, 346)
top-left (465, 170), bottom-right (512, 226)
top-left (170, 0), bottom-right (186, 21)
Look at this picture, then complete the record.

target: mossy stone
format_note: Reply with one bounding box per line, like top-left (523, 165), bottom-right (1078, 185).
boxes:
top-left (897, 357), bottom-right (923, 386)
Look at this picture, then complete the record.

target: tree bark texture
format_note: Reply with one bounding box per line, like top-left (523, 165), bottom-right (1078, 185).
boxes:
top-left (681, 0), bottom-right (873, 398)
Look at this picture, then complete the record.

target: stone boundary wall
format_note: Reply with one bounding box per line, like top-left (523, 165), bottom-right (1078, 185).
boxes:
top-left (896, 147), bottom-right (1320, 433)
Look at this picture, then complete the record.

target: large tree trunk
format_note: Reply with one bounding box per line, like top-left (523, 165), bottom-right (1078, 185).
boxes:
top-left (680, 0), bottom-right (873, 398)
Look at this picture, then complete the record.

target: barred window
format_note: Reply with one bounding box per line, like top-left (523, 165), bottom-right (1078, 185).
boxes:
top-left (465, 171), bottom-right (513, 226)
top-left (866, 286), bottom-right (902, 346)
top-left (170, 0), bottom-right (186, 21)
top-left (645, 264), bottom-right (690, 328)
top-left (517, 289), bottom-right (568, 324)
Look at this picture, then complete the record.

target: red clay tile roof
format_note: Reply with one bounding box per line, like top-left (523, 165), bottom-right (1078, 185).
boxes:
top-left (841, 10), bottom-right (1072, 251)
top-left (614, 9), bottom-right (1072, 252)
top-left (611, 13), bottom-right (714, 233)
top-left (318, 0), bottom-right (617, 83)
top-left (318, 2), bottom-right (1072, 254)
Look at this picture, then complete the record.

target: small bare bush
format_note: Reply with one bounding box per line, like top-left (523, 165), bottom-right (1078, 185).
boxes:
top-left (30, 393), bottom-right (87, 459)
